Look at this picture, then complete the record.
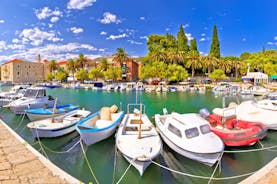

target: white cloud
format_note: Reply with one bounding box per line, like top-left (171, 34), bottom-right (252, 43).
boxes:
top-left (0, 41), bottom-right (6, 50)
top-left (12, 39), bottom-right (19, 43)
top-left (67, 0), bottom-right (96, 10)
top-left (201, 33), bottom-right (206, 37)
top-left (19, 27), bottom-right (62, 46)
top-left (70, 27), bottom-right (84, 34)
top-left (0, 42), bottom-right (99, 63)
top-left (199, 37), bottom-right (206, 42)
top-left (35, 7), bottom-right (63, 20)
top-left (165, 28), bottom-right (170, 31)
top-left (140, 36), bottom-right (147, 40)
top-left (242, 38), bottom-right (246, 42)
top-left (127, 40), bottom-right (143, 45)
top-left (0, 19), bottom-right (4, 24)
top-left (50, 17), bottom-right (59, 23)
top-left (106, 33), bottom-right (128, 40)
top-left (182, 24), bottom-right (189, 29)
top-left (48, 24), bottom-right (54, 28)
top-left (140, 17), bottom-right (145, 20)
top-left (274, 36), bottom-right (277, 41)
top-left (98, 48), bottom-right (105, 52)
top-left (99, 12), bottom-right (121, 24)
top-left (185, 33), bottom-right (193, 41)
top-left (100, 31), bottom-right (107, 35)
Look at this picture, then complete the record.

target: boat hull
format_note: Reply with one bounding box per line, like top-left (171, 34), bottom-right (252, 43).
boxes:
top-left (10, 101), bottom-right (56, 114)
top-left (157, 127), bottom-right (221, 166)
top-left (27, 113), bottom-right (63, 121)
top-left (29, 123), bottom-right (76, 138)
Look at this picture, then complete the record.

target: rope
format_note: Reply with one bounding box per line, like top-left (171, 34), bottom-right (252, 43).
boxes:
top-left (223, 144), bottom-right (277, 153)
top-left (35, 128), bottom-right (49, 160)
top-left (116, 163), bottom-right (132, 184)
top-left (41, 139), bottom-right (81, 154)
top-left (80, 140), bottom-right (99, 184)
top-left (151, 160), bottom-right (255, 180)
top-left (208, 152), bottom-right (224, 184)
top-left (112, 146), bottom-right (117, 184)
top-left (14, 113), bottom-right (26, 130)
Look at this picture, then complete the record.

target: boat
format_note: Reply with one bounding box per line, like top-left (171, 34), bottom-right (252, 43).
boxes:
top-left (71, 82), bottom-right (84, 89)
top-left (136, 82), bottom-right (145, 91)
top-left (92, 82), bottom-right (104, 91)
top-left (252, 86), bottom-right (269, 96)
top-left (116, 103), bottom-right (162, 175)
top-left (27, 109), bottom-right (91, 138)
top-left (254, 99), bottom-right (277, 111)
top-left (76, 105), bottom-right (124, 145)
top-left (5, 87), bottom-right (57, 114)
top-left (200, 108), bottom-right (267, 146)
top-left (0, 85), bottom-right (30, 107)
top-left (169, 86), bottom-right (178, 92)
top-left (155, 109), bottom-right (224, 166)
top-left (0, 85), bottom-right (30, 98)
top-left (25, 104), bottom-right (80, 121)
top-left (267, 92), bottom-right (277, 100)
top-left (126, 82), bottom-right (136, 91)
top-left (236, 100), bottom-right (277, 130)
top-left (145, 86), bottom-right (156, 92)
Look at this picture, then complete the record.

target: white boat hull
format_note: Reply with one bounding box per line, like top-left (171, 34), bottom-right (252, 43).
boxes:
top-left (10, 101), bottom-right (56, 114)
top-left (27, 112), bottom-right (64, 121)
top-left (122, 154), bottom-right (152, 176)
top-left (29, 124), bottom-right (76, 138)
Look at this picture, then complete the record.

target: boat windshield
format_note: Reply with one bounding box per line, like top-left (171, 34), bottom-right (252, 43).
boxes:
top-left (185, 127), bottom-right (199, 139)
top-left (24, 89), bottom-right (46, 98)
top-left (200, 124), bottom-right (211, 134)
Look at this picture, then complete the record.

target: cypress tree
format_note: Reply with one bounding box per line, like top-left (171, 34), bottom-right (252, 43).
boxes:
top-left (190, 38), bottom-right (198, 52)
top-left (177, 24), bottom-right (189, 53)
top-left (209, 25), bottom-right (220, 58)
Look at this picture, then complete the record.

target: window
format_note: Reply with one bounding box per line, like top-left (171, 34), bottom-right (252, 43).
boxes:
top-left (200, 125), bottom-right (211, 134)
top-left (37, 90), bottom-right (46, 97)
top-left (17, 72), bottom-right (19, 75)
top-left (185, 127), bottom-right (199, 139)
top-left (168, 123), bottom-right (182, 138)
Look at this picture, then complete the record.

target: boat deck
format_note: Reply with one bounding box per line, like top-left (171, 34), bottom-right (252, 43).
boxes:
top-left (0, 120), bottom-right (79, 184)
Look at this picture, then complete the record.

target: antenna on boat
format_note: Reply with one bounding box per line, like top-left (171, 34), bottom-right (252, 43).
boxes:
top-left (51, 98), bottom-right (58, 123)
top-left (138, 102), bottom-right (142, 139)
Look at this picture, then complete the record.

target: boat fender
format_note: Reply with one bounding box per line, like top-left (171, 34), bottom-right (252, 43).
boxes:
top-left (163, 108), bottom-right (168, 115)
top-left (199, 108), bottom-right (210, 118)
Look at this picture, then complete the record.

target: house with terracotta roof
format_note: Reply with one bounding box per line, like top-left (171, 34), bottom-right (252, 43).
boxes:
top-left (1, 55), bottom-right (45, 83)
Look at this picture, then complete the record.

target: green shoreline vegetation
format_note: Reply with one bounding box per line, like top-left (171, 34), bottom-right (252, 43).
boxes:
top-left (44, 25), bottom-right (277, 83)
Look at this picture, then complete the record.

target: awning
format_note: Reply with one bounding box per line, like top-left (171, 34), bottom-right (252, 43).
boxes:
top-left (270, 75), bottom-right (277, 79)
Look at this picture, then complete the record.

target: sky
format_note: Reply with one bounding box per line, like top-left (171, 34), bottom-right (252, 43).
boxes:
top-left (0, 0), bottom-right (277, 63)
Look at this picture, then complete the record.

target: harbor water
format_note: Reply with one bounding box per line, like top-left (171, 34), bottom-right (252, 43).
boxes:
top-left (1, 88), bottom-right (276, 184)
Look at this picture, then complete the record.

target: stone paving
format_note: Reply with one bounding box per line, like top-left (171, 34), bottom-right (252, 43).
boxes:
top-left (0, 122), bottom-right (69, 184)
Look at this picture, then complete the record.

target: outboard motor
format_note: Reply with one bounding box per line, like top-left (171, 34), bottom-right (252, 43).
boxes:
top-left (163, 108), bottom-right (168, 115)
top-left (199, 108), bottom-right (210, 118)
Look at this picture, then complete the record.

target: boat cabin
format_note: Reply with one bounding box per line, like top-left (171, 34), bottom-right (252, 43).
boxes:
top-left (23, 87), bottom-right (47, 98)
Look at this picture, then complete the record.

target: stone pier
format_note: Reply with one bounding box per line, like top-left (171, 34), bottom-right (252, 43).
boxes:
top-left (0, 120), bottom-right (80, 184)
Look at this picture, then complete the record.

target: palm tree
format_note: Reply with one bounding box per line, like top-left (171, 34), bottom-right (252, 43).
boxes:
top-left (113, 48), bottom-right (129, 66)
top-left (228, 56), bottom-right (245, 78)
top-left (200, 55), bottom-right (219, 75)
top-left (75, 53), bottom-right (87, 69)
top-left (166, 49), bottom-right (186, 65)
top-left (186, 50), bottom-right (201, 77)
top-left (66, 59), bottom-right (77, 80)
top-left (49, 60), bottom-right (59, 78)
top-left (99, 58), bottom-right (110, 71)
top-left (218, 57), bottom-right (232, 75)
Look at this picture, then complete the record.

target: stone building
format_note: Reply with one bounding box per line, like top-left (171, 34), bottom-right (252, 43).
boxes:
top-left (1, 56), bottom-right (45, 83)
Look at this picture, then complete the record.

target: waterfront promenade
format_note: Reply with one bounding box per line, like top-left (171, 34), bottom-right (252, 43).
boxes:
top-left (0, 120), bottom-right (79, 184)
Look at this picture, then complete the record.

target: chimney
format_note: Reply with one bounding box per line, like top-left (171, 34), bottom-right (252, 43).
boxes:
top-left (37, 54), bottom-right (41, 63)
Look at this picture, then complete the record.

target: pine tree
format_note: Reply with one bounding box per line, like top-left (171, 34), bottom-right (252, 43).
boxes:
top-left (177, 24), bottom-right (189, 53)
top-left (209, 25), bottom-right (220, 58)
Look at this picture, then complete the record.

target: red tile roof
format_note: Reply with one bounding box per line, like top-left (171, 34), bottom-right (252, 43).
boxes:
top-left (2, 59), bottom-right (23, 65)
top-left (57, 61), bottom-right (67, 65)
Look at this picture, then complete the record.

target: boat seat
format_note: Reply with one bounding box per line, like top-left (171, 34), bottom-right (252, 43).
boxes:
top-left (95, 119), bottom-right (112, 128)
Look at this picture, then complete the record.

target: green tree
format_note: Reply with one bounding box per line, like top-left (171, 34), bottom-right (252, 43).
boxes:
top-left (49, 60), bottom-right (59, 76)
top-left (99, 58), bottom-right (110, 71)
top-left (201, 55), bottom-right (219, 75)
top-left (76, 69), bottom-right (88, 82)
top-left (167, 64), bottom-right (188, 81)
top-left (186, 39), bottom-right (201, 77)
top-left (66, 59), bottom-right (77, 81)
top-left (89, 67), bottom-right (104, 81)
top-left (113, 48), bottom-right (129, 66)
top-left (56, 70), bottom-right (67, 82)
top-left (264, 63), bottom-right (277, 76)
top-left (75, 53), bottom-right (87, 69)
top-left (209, 69), bottom-right (226, 82)
top-left (46, 73), bottom-right (54, 81)
top-left (177, 24), bottom-right (189, 53)
top-left (209, 25), bottom-right (220, 58)
top-left (104, 67), bottom-right (122, 81)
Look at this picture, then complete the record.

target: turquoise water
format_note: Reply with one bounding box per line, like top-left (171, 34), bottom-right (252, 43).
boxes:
top-left (1, 88), bottom-right (276, 184)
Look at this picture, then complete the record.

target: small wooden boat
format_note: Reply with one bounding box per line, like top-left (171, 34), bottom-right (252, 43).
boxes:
top-left (25, 104), bottom-right (80, 121)
top-left (155, 109), bottom-right (224, 166)
top-left (200, 108), bottom-right (267, 146)
top-left (76, 105), bottom-right (124, 145)
top-left (27, 109), bottom-right (91, 138)
top-left (116, 104), bottom-right (162, 176)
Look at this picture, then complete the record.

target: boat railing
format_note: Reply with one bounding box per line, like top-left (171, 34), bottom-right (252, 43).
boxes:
top-left (127, 103), bottom-right (146, 114)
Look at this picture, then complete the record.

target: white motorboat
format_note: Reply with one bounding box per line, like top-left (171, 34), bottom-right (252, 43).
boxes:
top-left (266, 92), bottom-right (277, 100)
top-left (236, 100), bottom-right (277, 130)
top-left (0, 85), bottom-right (29, 107)
top-left (118, 83), bottom-right (127, 91)
top-left (154, 110), bottom-right (224, 166)
top-left (116, 104), bottom-right (162, 175)
top-left (76, 105), bottom-right (124, 145)
top-left (25, 104), bottom-right (80, 121)
top-left (5, 87), bottom-right (57, 114)
top-left (71, 82), bottom-right (84, 89)
top-left (136, 82), bottom-right (145, 91)
top-left (145, 86), bottom-right (156, 92)
top-left (252, 86), bottom-right (269, 96)
top-left (126, 82), bottom-right (136, 91)
top-left (255, 99), bottom-right (277, 111)
top-left (27, 109), bottom-right (91, 138)
top-left (0, 85), bottom-right (29, 98)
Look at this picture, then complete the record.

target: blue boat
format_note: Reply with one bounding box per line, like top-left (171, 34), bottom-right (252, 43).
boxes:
top-left (76, 105), bottom-right (124, 145)
top-left (25, 104), bottom-right (80, 121)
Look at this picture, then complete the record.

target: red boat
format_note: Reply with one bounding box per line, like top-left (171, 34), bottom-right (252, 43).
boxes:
top-left (200, 109), bottom-right (267, 146)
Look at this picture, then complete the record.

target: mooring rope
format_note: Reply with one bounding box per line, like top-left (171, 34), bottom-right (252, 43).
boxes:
top-left (41, 139), bottom-right (81, 154)
top-left (116, 163), bottom-right (132, 184)
top-left (208, 152), bottom-right (224, 184)
top-left (35, 128), bottom-right (49, 160)
top-left (14, 113), bottom-right (26, 130)
top-left (112, 146), bottom-right (118, 184)
top-left (223, 144), bottom-right (277, 153)
top-left (151, 160), bottom-right (256, 180)
top-left (80, 140), bottom-right (99, 184)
